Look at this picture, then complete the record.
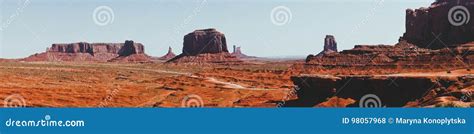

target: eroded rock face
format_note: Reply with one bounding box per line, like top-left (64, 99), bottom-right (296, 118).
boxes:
top-left (306, 41), bottom-right (474, 70)
top-left (317, 35), bottom-right (338, 56)
top-left (48, 40), bottom-right (144, 56)
top-left (290, 73), bottom-right (471, 107)
top-left (118, 40), bottom-right (144, 56)
top-left (401, 0), bottom-right (474, 49)
top-left (306, 35), bottom-right (339, 62)
top-left (182, 28), bottom-right (228, 56)
top-left (24, 40), bottom-right (150, 62)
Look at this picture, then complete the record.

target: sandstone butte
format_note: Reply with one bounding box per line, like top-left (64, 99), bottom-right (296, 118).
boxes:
top-left (306, 35), bottom-right (338, 62)
top-left (167, 28), bottom-right (242, 64)
top-left (158, 46), bottom-right (177, 60)
top-left (317, 35), bottom-right (338, 56)
top-left (22, 40), bottom-right (152, 63)
top-left (231, 45), bottom-right (256, 59)
top-left (292, 0), bottom-right (474, 107)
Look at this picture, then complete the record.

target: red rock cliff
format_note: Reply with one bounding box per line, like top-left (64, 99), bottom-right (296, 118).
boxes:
top-left (401, 0), bottom-right (474, 49)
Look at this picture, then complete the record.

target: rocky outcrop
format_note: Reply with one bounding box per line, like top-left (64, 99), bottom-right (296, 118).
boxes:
top-left (290, 73), bottom-right (472, 107)
top-left (405, 73), bottom-right (474, 107)
top-left (317, 35), bottom-right (338, 56)
top-left (118, 40), bottom-right (144, 56)
top-left (315, 97), bottom-right (355, 107)
top-left (182, 28), bottom-right (228, 56)
top-left (305, 40), bottom-right (473, 70)
top-left (23, 40), bottom-right (150, 62)
top-left (167, 28), bottom-right (242, 64)
top-left (231, 45), bottom-right (256, 58)
top-left (401, 0), bottom-right (474, 49)
top-left (306, 35), bottom-right (339, 62)
top-left (159, 47), bottom-right (176, 60)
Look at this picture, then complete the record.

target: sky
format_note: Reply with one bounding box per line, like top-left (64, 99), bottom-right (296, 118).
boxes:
top-left (0, 0), bottom-right (434, 58)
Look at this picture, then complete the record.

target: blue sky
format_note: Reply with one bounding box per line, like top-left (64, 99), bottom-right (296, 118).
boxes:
top-left (0, 0), bottom-right (433, 58)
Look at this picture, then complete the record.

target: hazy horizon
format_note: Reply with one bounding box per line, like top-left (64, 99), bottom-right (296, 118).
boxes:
top-left (0, 0), bottom-right (433, 58)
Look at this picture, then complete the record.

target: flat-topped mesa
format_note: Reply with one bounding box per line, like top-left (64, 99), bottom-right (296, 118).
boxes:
top-left (25, 40), bottom-right (150, 62)
top-left (401, 0), bottom-right (474, 49)
top-left (182, 28), bottom-right (228, 56)
top-left (167, 28), bottom-right (242, 63)
top-left (47, 40), bottom-right (144, 56)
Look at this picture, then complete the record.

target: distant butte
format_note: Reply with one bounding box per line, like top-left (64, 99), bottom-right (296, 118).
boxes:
top-left (182, 28), bottom-right (228, 56)
top-left (167, 28), bottom-right (242, 64)
top-left (317, 35), bottom-right (338, 56)
top-left (231, 45), bottom-right (256, 59)
top-left (22, 40), bottom-right (151, 63)
top-left (306, 35), bottom-right (338, 62)
top-left (159, 46), bottom-right (176, 60)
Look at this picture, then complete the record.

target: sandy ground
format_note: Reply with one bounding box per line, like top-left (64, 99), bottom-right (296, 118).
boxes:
top-left (0, 62), bottom-right (294, 107)
top-left (0, 61), bottom-right (471, 108)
